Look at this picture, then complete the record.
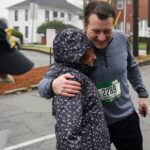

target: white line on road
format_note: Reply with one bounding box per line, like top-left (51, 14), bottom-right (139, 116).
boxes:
top-left (4, 134), bottom-right (56, 150)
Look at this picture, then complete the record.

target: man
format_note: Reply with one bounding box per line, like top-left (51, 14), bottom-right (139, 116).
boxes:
top-left (38, 1), bottom-right (149, 150)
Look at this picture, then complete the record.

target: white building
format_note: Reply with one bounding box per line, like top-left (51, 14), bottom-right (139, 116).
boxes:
top-left (7, 0), bottom-right (83, 43)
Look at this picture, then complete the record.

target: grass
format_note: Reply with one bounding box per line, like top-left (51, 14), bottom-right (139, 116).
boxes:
top-left (22, 44), bottom-right (52, 53)
top-left (23, 42), bottom-right (147, 52)
top-left (138, 42), bottom-right (146, 50)
top-left (130, 42), bottom-right (146, 50)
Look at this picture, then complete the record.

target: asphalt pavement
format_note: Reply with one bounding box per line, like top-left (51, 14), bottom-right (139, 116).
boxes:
top-left (20, 50), bottom-right (53, 67)
top-left (0, 50), bottom-right (150, 150)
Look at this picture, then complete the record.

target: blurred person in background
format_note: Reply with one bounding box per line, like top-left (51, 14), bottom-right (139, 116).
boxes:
top-left (0, 17), bottom-right (34, 149)
top-left (0, 18), bottom-right (34, 84)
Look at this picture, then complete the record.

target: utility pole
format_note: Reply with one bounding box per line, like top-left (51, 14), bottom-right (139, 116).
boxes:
top-left (147, 0), bottom-right (150, 55)
top-left (123, 0), bottom-right (127, 32)
top-left (30, 2), bottom-right (38, 44)
top-left (133, 0), bottom-right (139, 56)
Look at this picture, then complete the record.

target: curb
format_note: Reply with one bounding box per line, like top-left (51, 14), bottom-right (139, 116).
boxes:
top-left (139, 60), bottom-right (150, 67)
top-left (3, 84), bottom-right (38, 95)
top-left (22, 48), bottom-right (53, 55)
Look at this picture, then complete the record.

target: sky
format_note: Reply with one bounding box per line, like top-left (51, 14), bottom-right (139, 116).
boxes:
top-left (0, 0), bottom-right (83, 19)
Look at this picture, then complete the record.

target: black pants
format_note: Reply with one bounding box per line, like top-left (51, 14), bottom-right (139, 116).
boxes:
top-left (108, 111), bottom-right (143, 150)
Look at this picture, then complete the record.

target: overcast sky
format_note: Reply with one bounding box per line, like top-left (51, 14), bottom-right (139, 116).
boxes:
top-left (0, 0), bottom-right (83, 18)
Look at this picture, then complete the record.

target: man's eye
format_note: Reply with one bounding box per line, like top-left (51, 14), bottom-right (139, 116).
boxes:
top-left (104, 30), bottom-right (112, 35)
top-left (93, 30), bottom-right (99, 34)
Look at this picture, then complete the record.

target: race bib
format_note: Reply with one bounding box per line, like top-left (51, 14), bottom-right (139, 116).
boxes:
top-left (96, 80), bottom-right (121, 104)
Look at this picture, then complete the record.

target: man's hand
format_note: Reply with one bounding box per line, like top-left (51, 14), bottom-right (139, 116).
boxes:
top-left (52, 73), bottom-right (81, 97)
top-left (139, 98), bottom-right (149, 117)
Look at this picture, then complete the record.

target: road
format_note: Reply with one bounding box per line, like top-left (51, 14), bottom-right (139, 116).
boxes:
top-left (0, 50), bottom-right (150, 150)
top-left (20, 50), bottom-right (54, 67)
top-left (0, 90), bottom-right (56, 150)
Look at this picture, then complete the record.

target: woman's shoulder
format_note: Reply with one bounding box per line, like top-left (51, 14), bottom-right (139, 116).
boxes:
top-left (59, 67), bottom-right (89, 84)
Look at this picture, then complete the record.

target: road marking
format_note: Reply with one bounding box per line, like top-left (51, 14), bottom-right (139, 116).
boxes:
top-left (4, 134), bottom-right (56, 150)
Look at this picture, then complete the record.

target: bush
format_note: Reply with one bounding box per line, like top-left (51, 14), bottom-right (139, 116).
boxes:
top-left (37, 20), bottom-right (76, 35)
top-left (12, 29), bottom-right (23, 44)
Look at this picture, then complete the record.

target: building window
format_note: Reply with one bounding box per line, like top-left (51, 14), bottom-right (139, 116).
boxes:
top-left (14, 26), bottom-right (19, 31)
top-left (25, 10), bottom-right (29, 21)
top-left (68, 13), bottom-right (71, 21)
top-left (25, 26), bottom-right (28, 38)
top-left (45, 10), bottom-right (49, 21)
top-left (139, 20), bottom-right (148, 37)
top-left (14, 10), bottom-right (18, 21)
top-left (126, 22), bottom-right (131, 34)
top-left (117, 0), bottom-right (124, 10)
top-left (61, 12), bottom-right (64, 18)
top-left (53, 11), bottom-right (58, 18)
top-left (116, 21), bottom-right (123, 31)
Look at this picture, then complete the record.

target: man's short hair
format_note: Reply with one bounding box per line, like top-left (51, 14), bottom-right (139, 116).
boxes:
top-left (84, 1), bottom-right (116, 23)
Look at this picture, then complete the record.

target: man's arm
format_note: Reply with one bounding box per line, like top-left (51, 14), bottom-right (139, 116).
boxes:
top-left (127, 41), bottom-right (149, 117)
top-left (52, 73), bottom-right (81, 97)
top-left (38, 64), bottom-right (59, 99)
top-left (38, 64), bottom-right (81, 99)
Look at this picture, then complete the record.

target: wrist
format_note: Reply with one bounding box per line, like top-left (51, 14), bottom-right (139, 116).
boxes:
top-left (137, 87), bottom-right (149, 99)
top-left (51, 79), bottom-right (55, 95)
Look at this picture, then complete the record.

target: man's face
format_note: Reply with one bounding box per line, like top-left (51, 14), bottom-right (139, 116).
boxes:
top-left (84, 14), bottom-right (114, 49)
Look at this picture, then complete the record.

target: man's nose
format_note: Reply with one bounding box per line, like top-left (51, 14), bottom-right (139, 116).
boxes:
top-left (97, 32), bottom-right (106, 41)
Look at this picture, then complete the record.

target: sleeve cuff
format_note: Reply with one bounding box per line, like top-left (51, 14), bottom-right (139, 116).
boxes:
top-left (136, 87), bottom-right (149, 98)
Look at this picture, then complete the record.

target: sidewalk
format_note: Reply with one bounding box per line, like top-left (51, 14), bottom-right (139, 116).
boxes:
top-left (0, 130), bottom-right (10, 150)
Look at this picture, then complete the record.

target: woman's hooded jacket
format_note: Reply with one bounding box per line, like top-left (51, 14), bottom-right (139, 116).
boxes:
top-left (52, 28), bottom-right (111, 150)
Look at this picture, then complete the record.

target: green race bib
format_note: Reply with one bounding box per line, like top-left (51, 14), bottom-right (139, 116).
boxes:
top-left (96, 80), bottom-right (121, 104)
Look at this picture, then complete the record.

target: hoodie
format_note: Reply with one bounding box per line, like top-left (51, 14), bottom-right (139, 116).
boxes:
top-left (50, 28), bottom-right (110, 150)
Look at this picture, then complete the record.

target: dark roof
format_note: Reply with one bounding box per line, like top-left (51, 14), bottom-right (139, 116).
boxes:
top-left (7, 0), bottom-right (82, 13)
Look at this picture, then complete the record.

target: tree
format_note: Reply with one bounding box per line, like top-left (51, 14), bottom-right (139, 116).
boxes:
top-left (12, 29), bottom-right (23, 44)
top-left (37, 21), bottom-right (76, 35)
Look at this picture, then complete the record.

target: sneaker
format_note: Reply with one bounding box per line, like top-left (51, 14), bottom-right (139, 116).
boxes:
top-left (0, 75), bottom-right (15, 84)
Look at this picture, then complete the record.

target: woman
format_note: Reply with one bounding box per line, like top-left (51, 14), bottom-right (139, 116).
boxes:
top-left (39, 28), bottom-right (111, 150)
